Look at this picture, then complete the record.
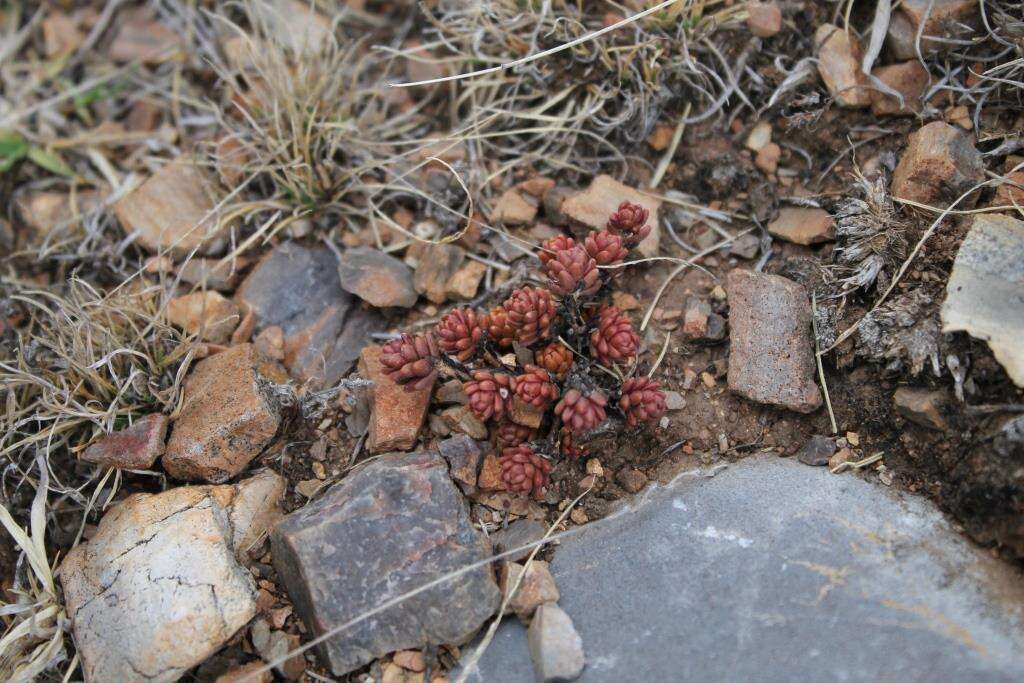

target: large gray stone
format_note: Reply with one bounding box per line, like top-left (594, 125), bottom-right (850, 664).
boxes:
top-left (236, 242), bottom-right (384, 387)
top-left (467, 456), bottom-right (1024, 682)
top-left (271, 450), bottom-right (500, 676)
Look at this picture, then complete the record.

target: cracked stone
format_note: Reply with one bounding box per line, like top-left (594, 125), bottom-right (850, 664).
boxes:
top-left (60, 470), bottom-right (284, 683)
top-left (360, 345), bottom-right (434, 453)
top-left (726, 269), bottom-right (822, 413)
top-left (490, 519), bottom-right (547, 562)
top-left (163, 344), bottom-right (285, 483)
top-left (338, 247), bottom-right (418, 308)
top-left (437, 434), bottom-right (483, 494)
top-left (492, 189), bottom-right (538, 226)
top-left (870, 61), bottom-right (930, 116)
top-left (236, 243), bottom-right (384, 387)
top-left (113, 156), bottom-right (231, 258)
top-left (441, 405), bottom-right (489, 440)
top-left (80, 413), bottom-right (168, 471)
top-left (270, 450), bottom-right (500, 676)
top-left (796, 435), bottom-right (836, 466)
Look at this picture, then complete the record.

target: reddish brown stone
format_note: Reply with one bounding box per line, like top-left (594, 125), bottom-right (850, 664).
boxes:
top-left (746, 1), bottom-right (782, 38)
top-left (360, 345), bottom-right (434, 454)
top-left (478, 453), bottom-right (506, 492)
top-left (509, 396), bottom-right (545, 429)
top-left (814, 24), bottom-right (870, 108)
top-left (80, 414), bottom-right (168, 470)
top-left (166, 291), bottom-right (241, 344)
top-left (892, 122), bottom-right (984, 207)
top-left (870, 61), bottom-right (930, 116)
top-left (163, 344), bottom-right (285, 482)
top-left (996, 171), bottom-right (1024, 206)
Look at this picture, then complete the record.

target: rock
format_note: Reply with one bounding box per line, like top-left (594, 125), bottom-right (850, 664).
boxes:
top-left (796, 435), bottom-right (836, 466)
top-left (438, 434), bottom-right (482, 493)
top-left (892, 122), bottom-right (984, 207)
top-left (107, 8), bottom-right (182, 64)
top-left (500, 561), bottom-right (560, 621)
top-left (163, 344), bottom-right (285, 483)
top-left (246, 0), bottom-right (331, 55)
top-left (561, 175), bottom-right (660, 257)
top-left (447, 259), bottom-right (487, 300)
top-left (870, 61), bottom-right (930, 116)
top-left (646, 125), bottom-right (674, 151)
top-left (682, 297), bottom-right (711, 339)
top-left (828, 447), bottom-right (853, 471)
top-left (663, 391), bottom-right (685, 411)
top-left (270, 450), bottom-right (500, 676)
top-left (254, 628), bottom-right (305, 680)
top-left (745, 121), bottom-right (772, 151)
top-left (894, 387), bottom-right (951, 430)
top-left (61, 471), bottom-right (283, 682)
top-left (754, 143), bottom-right (781, 175)
top-left (814, 23), bottom-right (870, 108)
top-left (177, 256), bottom-right (247, 292)
top-left (543, 186), bottom-right (574, 227)
top-left (441, 405), bottom-right (489, 440)
top-left (615, 468), bottom-right (647, 494)
top-left (414, 243), bottom-right (465, 304)
top-left (114, 156), bottom-right (229, 258)
top-left (491, 519), bottom-right (548, 562)
top-left (518, 177), bottom-right (557, 199)
top-left (215, 662), bottom-right (272, 683)
top-left (436, 379), bottom-right (468, 404)
top-left (941, 214), bottom-right (1024, 386)
top-left (360, 345), bottom-right (433, 453)
top-left (887, 0), bottom-right (978, 58)
top-left (767, 207), bottom-right (835, 245)
top-left (510, 396), bottom-right (545, 429)
top-left (80, 414), bottom-right (168, 470)
top-left (166, 291), bottom-right (241, 344)
top-left (996, 171), bottom-right (1024, 206)
top-left (478, 453), bottom-right (506, 492)
top-left (492, 189), bottom-right (538, 226)
top-left (527, 603), bottom-right (585, 683)
top-left (746, 2), bottom-right (782, 38)
top-left (393, 650), bottom-right (426, 672)
top-left (237, 243), bottom-right (383, 386)
top-left (469, 456), bottom-right (1024, 682)
top-left (16, 190), bottom-right (103, 236)
top-left (338, 247), bottom-right (418, 308)
top-left (726, 269), bottom-right (822, 413)
top-left (730, 233), bottom-right (761, 259)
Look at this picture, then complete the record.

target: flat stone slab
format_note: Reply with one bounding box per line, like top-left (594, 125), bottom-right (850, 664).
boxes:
top-left (941, 214), bottom-right (1024, 387)
top-left (467, 456), bottom-right (1024, 682)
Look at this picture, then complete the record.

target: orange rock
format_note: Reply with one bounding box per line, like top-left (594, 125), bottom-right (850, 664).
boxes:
top-left (80, 414), bottom-right (168, 470)
top-left (560, 175), bottom-right (661, 257)
top-left (814, 24), bottom-right (870, 108)
top-left (166, 291), bottom-right (241, 344)
top-left (996, 171), bottom-right (1024, 206)
top-left (215, 662), bottom-right (272, 683)
top-left (646, 125), bottom-right (675, 151)
top-left (360, 345), bottom-right (434, 453)
top-left (746, 1), bottom-right (782, 38)
top-left (870, 61), bottom-right (929, 116)
top-left (892, 121), bottom-right (984, 207)
top-left (767, 207), bottom-right (835, 245)
top-left (478, 453), bottom-right (506, 492)
top-left (491, 189), bottom-right (538, 226)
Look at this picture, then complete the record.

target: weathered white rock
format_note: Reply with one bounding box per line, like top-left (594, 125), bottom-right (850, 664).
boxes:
top-left (941, 214), bottom-right (1024, 386)
top-left (814, 23), bottom-right (870, 108)
top-left (60, 471), bottom-right (284, 683)
top-left (527, 603), bottom-right (584, 682)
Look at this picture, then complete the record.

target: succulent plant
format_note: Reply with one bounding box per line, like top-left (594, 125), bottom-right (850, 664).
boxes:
top-left (606, 201), bottom-right (651, 248)
top-left (515, 364), bottom-right (560, 407)
top-left (560, 428), bottom-right (588, 460)
top-left (543, 245), bottom-right (600, 297)
top-left (436, 308), bottom-right (487, 362)
top-left (500, 445), bottom-right (552, 497)
top-left (535, 342), bottom-right (574, 379)
top-left (590, 306), bottom-right (640, 365)
top-left (505, 287), bottom-right (555, 346)
top-left (555, 387), bottom-right (607, 433)
top-left (487, 305), bottom-right (516, 348)
top-left (619, 376), bottom-right (667, 428)
top-left (380, 332), bottom-right (439, 391)
top-left (496, 420), bottom-right (536, 448)
top-left (464, 370), bottom-right (516, 421)
top-left (538, 234), bottom-right (577, 266)
top-left (584, 229), bottom-right (629, 266)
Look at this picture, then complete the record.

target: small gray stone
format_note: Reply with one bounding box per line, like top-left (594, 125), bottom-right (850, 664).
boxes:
top-left (337, 247), bottom-right (418, 308)
top-left (663, 391), bottom-right (685, 411)
top-left (796, 434), bottom-right (836, 466)
top-left (490, 520), bottom-right (549, 563)
top-left (438, 434), bottom-right (482, 494)
top-left (726, 269), bottom-right (822, 413)
top-left (528, 603), bottom-right (584, 683)
top-left (730, 233), bottom-right (761, 260)
top-left (271, 451), bottom-right (499, 676)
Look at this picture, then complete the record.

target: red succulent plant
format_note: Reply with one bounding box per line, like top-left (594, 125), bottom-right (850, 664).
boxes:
top-left (535, 342), bottom-right (574, 379)
top-left (590, 306), bottom-right (640, 365)
top-left (436, 308), bottom-right (487, 362)
top-left (560, 429), bottom-right (589, 460)
top-left (487, 305), bottom-right (516, 348)
top-left (515, 364), bottom-right (560, 408)
top-left (464, 370), bottom-right (516, 422)
top-left (538, 235), bottom-right (577, 266)
top-left (584, 229), bottom-right (629, 266)
top-left (505, 287), bottom-right (555, 346)
top-left (500, 445), bottom-right (552, 498)
top-left (543, 245), bottom-right (600, 297)
top-left (555, 388), bottom-right (608, 433)
top-left (496, 421), bottom-right (536, 448)
top-left (380, 332), bottom-right (438, 391)
top-left (606, 201), bottom-right (651, 248)
top-left (619, 376), bottom-right (667, 428)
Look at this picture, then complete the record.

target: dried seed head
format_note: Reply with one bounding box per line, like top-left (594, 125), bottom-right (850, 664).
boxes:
top-left (535, 342), bottom-right (574, 379)
top-left (590, 306), bottom-right (640, 365)
top-left (514, 364), bottom-right (560, 408)
top-left (500, 445), bottom-right (552, 498)
top-left (436, 308), bottom-right (487, 362)
top-left (487, 305), bottom-right (516, 348)
top-left (504, 287), bottom-right (555, 346)
top-left (538, 234), bottom-right (577, 266)
top-left (463, 370), bottom-right (516, 422)
top-left (555, 387), bottom-right (608, 434)
top-left (606, 201), bottom-right (651, 248)
top-left (543, 245), bottom-right (600, 297)
top-left (619, 376), bottom-right (667, 428)
top-left (379, 332), bottom-right (439, 391)
top-left (584, 229), bottom-right (629, 266)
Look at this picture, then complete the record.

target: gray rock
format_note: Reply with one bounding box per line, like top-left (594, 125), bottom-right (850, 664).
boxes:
top-left (467, 456), bottom-right (1024, 682)
top-left (438, 434), bottom-right (483, 494)
top-left (60, 471), bottom-right (284, 683)
top-left (490, 519), bottom-right (549, 563)
top-left (726, 269), bottom-right (823, 413)
top-left (337, 246), bottom-right (418, 308)
top-left (236, 243), bottom-right (384, 387)
top-left (528, 603), bottom-right (584, 682)
top-left (941, 214), bottom-right (1024, 387)
top-left (271, 450), bottom-right (500, 676)
top-left (796, 434), bottom-right (835, 466)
